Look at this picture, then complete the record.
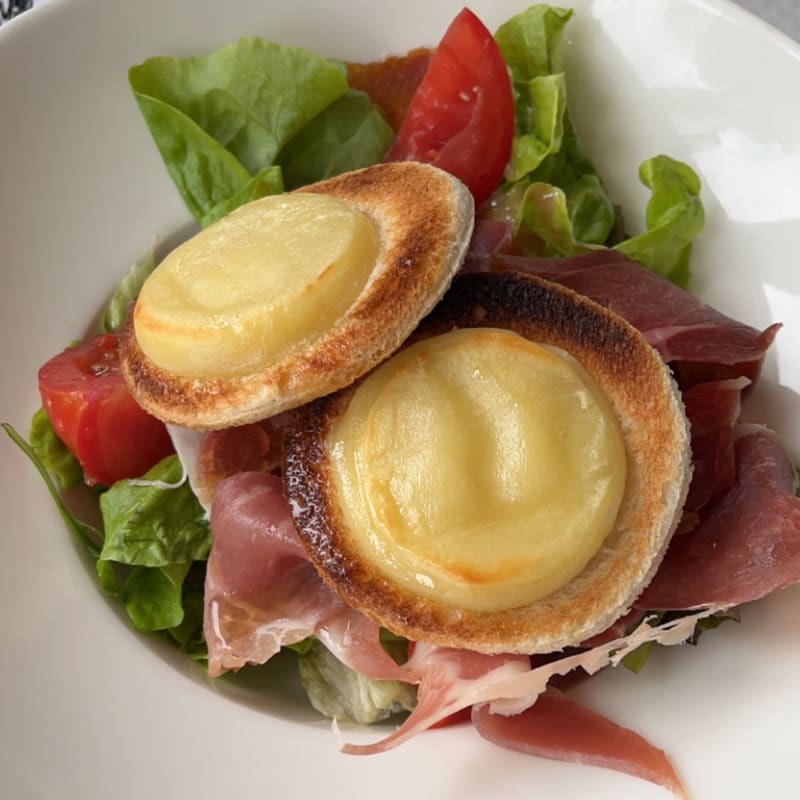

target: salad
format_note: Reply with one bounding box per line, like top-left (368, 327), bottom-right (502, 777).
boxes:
top-left (5, 4), bottom-right (800, 798)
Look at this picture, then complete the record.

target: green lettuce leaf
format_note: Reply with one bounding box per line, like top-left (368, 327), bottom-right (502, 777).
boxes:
top-left (27, 407), bottom-right (82, 489)
top-left (614, 154), bottom-right (705, 288)
top-left (124, 562), bottom-right (191, 631)
top-left (98, 456), bottom-right (210, 642)
top-left (102, 248), bottom-right (157, 333)
top-left (2, 422), bottom-right (101, 556)
top-left (297, 640), bottom-right (416, 724)
top-left (496, 5), bottom-right (615, 246)
top-left (622, 609), bottom-right (741, 673)
top-left (298, 640), bottom-right (417, 725)
top-left (99, 455), bottom-right (210, 567)
top-left (130, 93), bottom-right (260, 221)
top-left (129, 37), bottom-right (350, 222)
top-left (278, 89), bottom-right (394, 190)
top-left (200, 164), bottom-right (284, 227)
top-left (166, 572), bottom-right (207, 659)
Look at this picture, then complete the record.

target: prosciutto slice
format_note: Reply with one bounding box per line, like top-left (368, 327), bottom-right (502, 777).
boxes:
top-left (473, 689), bottom-right (686, 798)
top-left (201, 459), bottom-right (732, 795)
top-left (204, 472), bottom-right (340, 676)
top-left (339, 606), bottom-right (720, 780)
top-left (681, 377), bottom-right (749, 519)
top-left (205, 472), bottom-right (402, 680)
top-left (466, 248), bottom-right (780, 389)
top-left (637, 426), bottom-right (800, 609)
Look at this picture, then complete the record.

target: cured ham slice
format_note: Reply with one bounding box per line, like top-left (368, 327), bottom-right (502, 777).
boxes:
top-left (466, 248), bottom-right (780, 389)
top-left (340, 609), bottom-right (720, 754)
top-left (462, 218), bottom-right (515, 271)
top-left (472, 689), bottom-right (686, 798)
top-left (341, 645), bottom-right (530, 755)
top-left (681, 377), bottom-right (748, 519)
top-left (204, 472), bottom-right (340, 676)
top-left (205, 471), bottom-right (404, 680)
top-left (347, 48), bottom-right (432, 133)
top-left (201, 454), bottom-right (728, 795)
top-left (637, 426), bottom-right (800, 609)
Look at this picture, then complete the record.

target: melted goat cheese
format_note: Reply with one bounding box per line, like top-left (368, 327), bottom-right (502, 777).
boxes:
top-left (134, 193), bottom-right (379, 378)
top-left (327, 327), bottom-right (628, 612)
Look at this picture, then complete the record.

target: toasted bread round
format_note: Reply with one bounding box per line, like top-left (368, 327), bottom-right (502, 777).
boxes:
top-left (283, 271), bottom-right (692, 654)
top-left (119, 162), bottom-right (474, 430)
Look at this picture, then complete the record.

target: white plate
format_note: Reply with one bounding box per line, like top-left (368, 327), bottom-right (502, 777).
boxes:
top-left (1, 1), bottom-right (799, 798)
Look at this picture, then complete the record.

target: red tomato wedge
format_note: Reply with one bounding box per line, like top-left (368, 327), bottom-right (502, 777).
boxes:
top-left (38, 334), bottom-right (174, 487)
top-left (385, 8), bottom-right (514, 207)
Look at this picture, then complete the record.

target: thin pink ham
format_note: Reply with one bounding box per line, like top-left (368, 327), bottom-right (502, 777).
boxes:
top-left (681, 377), bottom-right (749, 519)
top-left (205, 471), bottom-right (405, 680)
top-left (203, 468), bottom-right (727, 796)
top-left (464, 248), bottom-right (780, 389)
top-left (637, 426), bottom-right (800, 609)
top-left (340, 644), bottom-right (530, 755)
top-left (204, 472), bottom-right (340, 676)
top-left (340, 610), bottom-right (721, 755)
top-left (473, 689), bottom-right (687, 798)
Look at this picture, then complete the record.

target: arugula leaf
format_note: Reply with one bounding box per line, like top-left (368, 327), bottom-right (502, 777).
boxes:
top-left (297, 640), bottom-right (416, 724)
top-left (99, 455), bottom-right (210, 567)
top-left (27, 407), bottom-right (82, 489)
top-left (2, 422), bottom-right (102, 556)
top-left (102, 247), bottom-right (157, 333)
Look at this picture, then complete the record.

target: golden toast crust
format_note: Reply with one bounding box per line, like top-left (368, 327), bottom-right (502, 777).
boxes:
top-left (119, 162), bottom-right (474, 430)
top-left (283, 271), bottom-right (692, 653)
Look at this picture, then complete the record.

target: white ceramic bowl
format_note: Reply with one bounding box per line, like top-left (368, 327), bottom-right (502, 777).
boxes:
top-left (2, 1), bottom-right (799, 798)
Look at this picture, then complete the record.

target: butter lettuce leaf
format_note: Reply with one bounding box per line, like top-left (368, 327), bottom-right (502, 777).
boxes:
top-left (102, 248), bottom-right (157, 333)
top-left (615, 154), bottom-right (705, 288)
top-left (129, 39), bottom-right (395, 224)
top-left (124, 562), bottom-right (191, 631)
top-left (5, 423), bottom-right (208, 648)
top-left (98, 455), bottom-right (209, 644)
top-left (496, 5), bottom-right (615, 246)
top-left (622, 609), bottom-right (741, 673)
top-left (278, 89), bottom-right (394, 190)
top-left (298, 640), bottom-right (416, 724)
top-left (99, 455), bottom-right (210, 567)
top-left (2, 421), bottom-right (101, 555)
top-left (27, 408), bottom-right (82, 489)
top-left (200, 164), bottom-right (284, 227)
top-left (129, 93), bottom-right (271, 222)
top-left (495, 8), bottom-right (704, 283)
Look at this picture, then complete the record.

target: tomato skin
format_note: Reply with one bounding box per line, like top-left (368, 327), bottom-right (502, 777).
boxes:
top-left (385, 8), bottom-right (514, 207)
top-left (38, 334), bottom-right (174, 486)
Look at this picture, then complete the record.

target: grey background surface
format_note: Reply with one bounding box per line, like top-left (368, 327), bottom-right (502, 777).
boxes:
top-left (737, 0), bottom-right (800, 41)
top-left (3, 0), bottom-right (800, 40)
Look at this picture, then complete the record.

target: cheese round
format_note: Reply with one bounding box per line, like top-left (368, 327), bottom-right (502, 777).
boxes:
top-left (327, 327), bottom-right (627, 612)
top-left (134, 193), bottom-right (379, 378)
